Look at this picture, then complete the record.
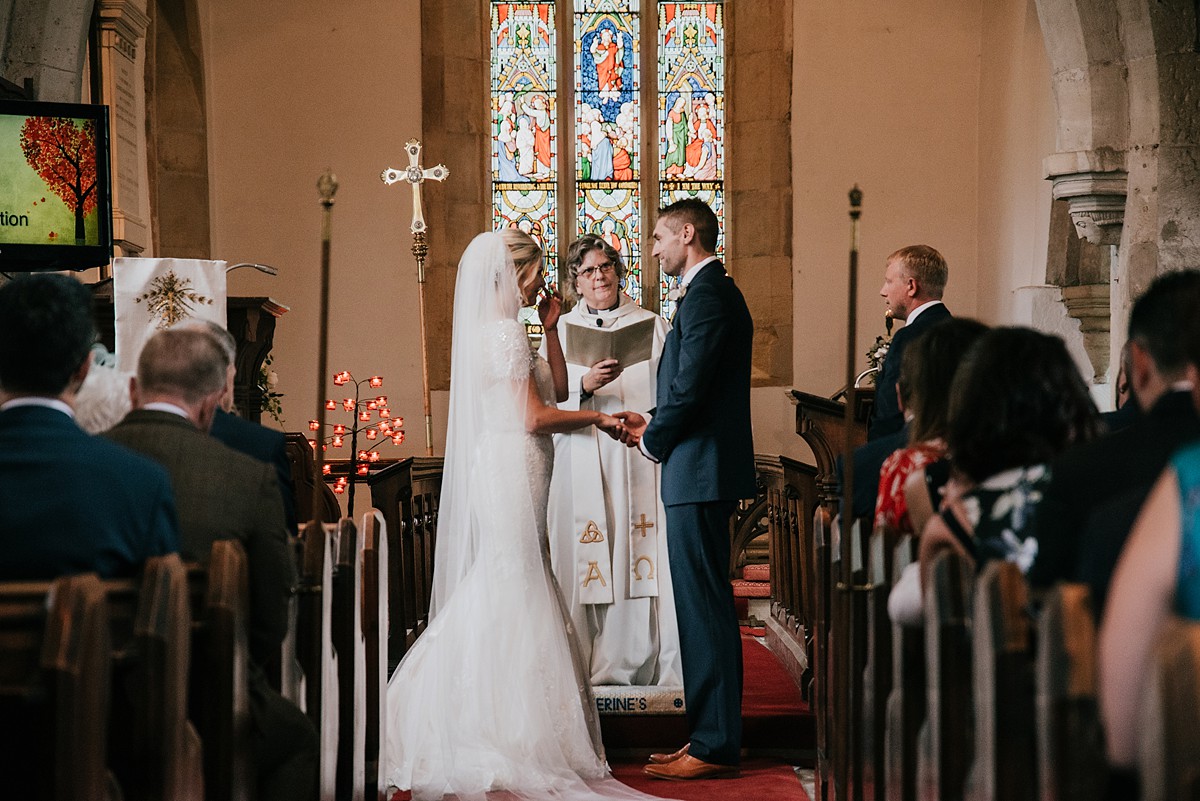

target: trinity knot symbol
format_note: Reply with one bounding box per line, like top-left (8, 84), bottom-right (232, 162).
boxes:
top-left (633, 556), bottom-right (655, 581)
top-left (579, 521), bottom-right (605, 544)
top-left (583, 560), bottom-right (607, 588)
top-left (633, 514), bottom-right (654, 537)
top-left (134, 270), bottom-right (213, 328)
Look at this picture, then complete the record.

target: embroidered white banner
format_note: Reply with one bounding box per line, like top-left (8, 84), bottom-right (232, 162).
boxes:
top-left (113, 257), bottom-right (228, 372)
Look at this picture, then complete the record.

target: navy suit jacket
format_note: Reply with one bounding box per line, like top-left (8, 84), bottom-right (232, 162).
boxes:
top-left (643, 260), bottom-right (756, 506)
top-left (868, 303), bottom-right (952, 441)
top-left (0, 405), bottom-right (179, 579)
top-left (211, 408), bottom-right (297, 533)
top-left (1030, 389), bottom-right (1200, 611)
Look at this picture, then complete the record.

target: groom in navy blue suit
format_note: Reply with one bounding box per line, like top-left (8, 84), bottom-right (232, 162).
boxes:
top-left (618, 199), bottom-right (755, 780)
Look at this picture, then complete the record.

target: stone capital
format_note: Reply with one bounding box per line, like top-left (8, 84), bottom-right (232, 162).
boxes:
top-left (96, 0), bottom-right (151, 49)
top-left (1044, 150), bottom-right (1128, 246)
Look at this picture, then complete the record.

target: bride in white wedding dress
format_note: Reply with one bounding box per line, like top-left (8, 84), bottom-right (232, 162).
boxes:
top-left (385, 229), bottom-right (669, 801)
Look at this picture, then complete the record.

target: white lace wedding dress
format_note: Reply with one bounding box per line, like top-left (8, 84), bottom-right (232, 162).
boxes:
top-left (384, 232), bottom-right (666, 801)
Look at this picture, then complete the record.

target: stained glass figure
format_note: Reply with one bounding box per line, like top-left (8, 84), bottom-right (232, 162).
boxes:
top-left (493, 5), bottom-right (557, 183)
top-left (494, 187), bottom-right (558, 284)
top-left (658, 4), bottom-right (723, 181)
top-left (659, 183), bottom-right (723, 318)
top-left (578, 186), bottom-right (642, 303)
top-left (575, 10), bottom-right (639, 179)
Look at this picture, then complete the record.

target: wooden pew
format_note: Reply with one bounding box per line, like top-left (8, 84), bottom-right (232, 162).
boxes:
top-left (333, 517), bottom-right (367, 801)
top-left (285, 432), bottom-right (342, 526)
top-left (114, 554), bottom-right (203, 801)
top-left (1139, 615), bottom-right (1200, 801)
top-left (862, 525), bottom-right (899, 801)
top-left (813, 506), bottom-right (833, 801)
top-left (361, 509), bottom-right (390, 801)
top-left (884, 536), bottom-right (923, 801)
top-left (0, 574), bottom-right (112, 800)
top-left (190, 540), bottom-right (254, 801)
top-left (295, 520), bottom-right (339, 801)
top-left (917, 550), bottom-right (974, 801)
top-left (965, 561), bottom-right (1035, 801)
top-left (367, 457), bottom-right (444, 672)
top-left (1035, 583), bottom-right (1107, 801)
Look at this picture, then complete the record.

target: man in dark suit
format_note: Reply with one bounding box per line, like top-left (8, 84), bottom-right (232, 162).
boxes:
top-left (105, 326), bottom-right (317, 801)
top-left (182, 319), bottom-right (298, 533)
top-left (1030, 269), bottom-right (1200, 613)
top-left (618, 199), bottom-right (755, 780)
top-left (0, 274), bottom-right (178, 580)
top-left (869, 245), bottom-right (951, 441)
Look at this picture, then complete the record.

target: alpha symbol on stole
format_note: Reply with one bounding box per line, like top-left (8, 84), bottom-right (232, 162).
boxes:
top-left (583, 561), bottom-right (608, 587)
top-left (579, 521), bottom-right (605, 544)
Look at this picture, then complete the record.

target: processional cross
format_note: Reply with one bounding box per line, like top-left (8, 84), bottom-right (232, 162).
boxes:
top-left (381, 139), bottom-right (449, 456)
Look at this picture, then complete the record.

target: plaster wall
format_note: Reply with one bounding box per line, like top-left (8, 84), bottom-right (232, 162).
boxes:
top-left (200, 0), bottom-right (431, 456)
top-left (789, 0), bottom-right (984, 410)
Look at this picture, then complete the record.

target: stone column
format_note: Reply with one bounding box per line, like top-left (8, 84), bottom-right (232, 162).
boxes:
top-left (95, 0), bottom-right (151, 258)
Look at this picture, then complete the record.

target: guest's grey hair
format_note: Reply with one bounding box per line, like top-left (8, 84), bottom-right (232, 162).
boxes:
top-left (137, 327), bottom-right (231, 405)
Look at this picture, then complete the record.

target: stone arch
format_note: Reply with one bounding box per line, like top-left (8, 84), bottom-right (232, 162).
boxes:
top-left (1035, 0), bottom-right (1200, 384)
top-left (0, 0), bottom-right (95, 101)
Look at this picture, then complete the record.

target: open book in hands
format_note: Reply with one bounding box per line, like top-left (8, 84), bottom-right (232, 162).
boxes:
top-left (564, 317), bottom-right (656, 367)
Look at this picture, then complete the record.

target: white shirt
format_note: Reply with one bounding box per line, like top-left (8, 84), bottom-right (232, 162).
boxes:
top-left (0, 396), bottom-right (75, 418)
top-left (903, 299), bottom-right (944, 326)
top-left (142, 401), bottom-right (190, 419)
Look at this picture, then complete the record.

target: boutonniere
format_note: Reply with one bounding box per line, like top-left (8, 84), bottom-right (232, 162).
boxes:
top-left (667, 283), bottom-right (687, 303)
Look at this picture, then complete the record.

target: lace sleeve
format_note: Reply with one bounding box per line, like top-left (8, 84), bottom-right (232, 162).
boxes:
top-left (482, 319), bottom-right (534, 382)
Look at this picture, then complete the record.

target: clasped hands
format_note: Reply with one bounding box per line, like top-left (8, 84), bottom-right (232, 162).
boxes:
top-left (595, 411), bottom-right (648, 449)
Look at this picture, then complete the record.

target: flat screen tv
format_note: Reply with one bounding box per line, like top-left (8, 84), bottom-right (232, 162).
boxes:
top-left (0, 100), bottom-right (113, 271)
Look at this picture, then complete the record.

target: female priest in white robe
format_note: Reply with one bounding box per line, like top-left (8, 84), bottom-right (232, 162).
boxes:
top-left (385, 229), bottom-right (670, 801)
top-left (541, 234), bottom-right (683, 687)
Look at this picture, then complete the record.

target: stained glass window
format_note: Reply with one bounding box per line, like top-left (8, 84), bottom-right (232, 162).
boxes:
top-left (489, 1), bottom-right (725, 318)
top-left (492, 3), bottom-right (559, 280)
top-left (658, 2), bottom-right (724, 319)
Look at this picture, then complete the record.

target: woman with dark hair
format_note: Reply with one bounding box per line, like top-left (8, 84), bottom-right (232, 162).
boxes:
top-left (890, 327), bottom-right (1100, 625)
top-left (873, 317), bottom-right (988, 534)
top-left (919, 327), bottom-right (1100, 574)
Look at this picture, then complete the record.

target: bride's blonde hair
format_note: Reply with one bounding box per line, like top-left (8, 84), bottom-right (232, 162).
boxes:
top-left (500, 227), bottom-right (544, 282)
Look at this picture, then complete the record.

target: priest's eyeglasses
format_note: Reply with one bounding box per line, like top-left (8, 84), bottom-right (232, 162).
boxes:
top-left (579, 263), bottom-right (616, 280)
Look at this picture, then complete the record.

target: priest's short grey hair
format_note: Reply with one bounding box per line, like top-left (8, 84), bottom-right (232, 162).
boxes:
top-left (563, 234), bottom-right (626, 304)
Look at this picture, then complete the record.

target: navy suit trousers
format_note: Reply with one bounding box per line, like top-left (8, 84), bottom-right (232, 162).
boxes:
top-left (666, 500), bottom-right (743, 765)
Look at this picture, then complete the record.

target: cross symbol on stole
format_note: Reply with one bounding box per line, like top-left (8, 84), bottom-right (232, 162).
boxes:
top-left (633, 514), bottom-right (654, 537)
top-left (380, 139), bottom-right (449, 235)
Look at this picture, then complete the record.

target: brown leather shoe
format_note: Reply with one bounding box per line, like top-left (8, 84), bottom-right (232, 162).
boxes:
top-left (647, 743), bottom-right (690, 764)
top-left (642, 754), bottom-right (740, 781)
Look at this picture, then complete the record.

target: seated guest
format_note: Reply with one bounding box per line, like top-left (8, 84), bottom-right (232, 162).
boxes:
top-left (74, 345), bottom-right (134, 434)
top-left (105, 326), bottom-right (317, 801)
top-left (874, 317), bottom-right (988, 535)
top-left (1031, 270), bottom-right (1200, 612)
top-left (1100, 292), bottom-right (1200, 773)
top-left (890, 327), bottom-right (1100, 625)
top-left (0, 274), bottom-right (178, 579)
top-left (1101, 339), bottom-right (1140, 433)
top-left (177, 320), bottom-right (297, 533)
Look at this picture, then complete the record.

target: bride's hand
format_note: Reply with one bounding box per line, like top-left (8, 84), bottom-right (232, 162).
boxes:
top-left (537, 286), bottom-right (563, 331)
top-left (595, 413), bottom-right (623, 440)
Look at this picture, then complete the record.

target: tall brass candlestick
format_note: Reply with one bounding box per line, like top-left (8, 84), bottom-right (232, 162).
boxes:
top-left (842, 185), bottom-right (863, 569)
top-left (313, 170), bottom-right (338, 517)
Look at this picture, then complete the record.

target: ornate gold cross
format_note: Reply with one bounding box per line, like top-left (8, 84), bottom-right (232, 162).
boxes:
top-left (633, 514), bottom-right (655, 537)
top-left (380, 139), bottom-right (449, 456)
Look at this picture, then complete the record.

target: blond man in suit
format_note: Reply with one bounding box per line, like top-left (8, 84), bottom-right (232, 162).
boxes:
top-left (106, 326), bottom-right (316, 801)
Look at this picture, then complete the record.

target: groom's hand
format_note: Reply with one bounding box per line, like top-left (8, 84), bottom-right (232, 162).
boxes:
top-left (613, 411), bottom-right (647, 447)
